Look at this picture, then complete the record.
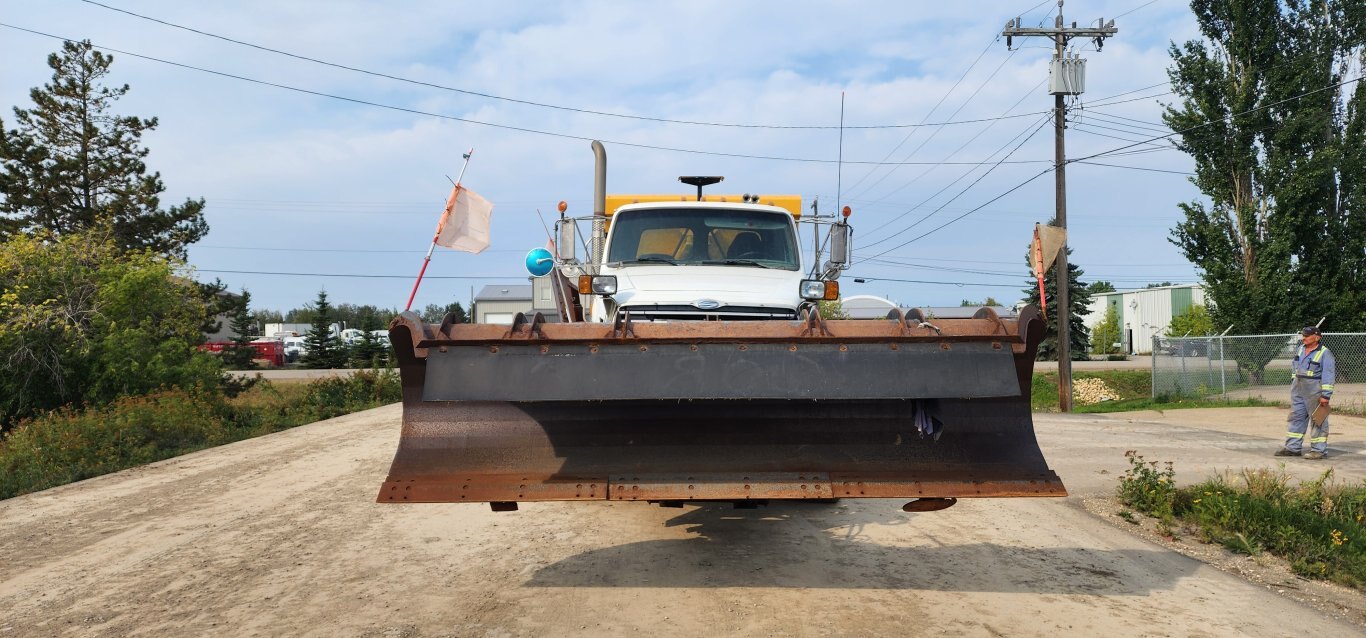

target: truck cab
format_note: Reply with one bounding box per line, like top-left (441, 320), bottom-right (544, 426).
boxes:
top-left (590, 200), bottom-right (806, 322)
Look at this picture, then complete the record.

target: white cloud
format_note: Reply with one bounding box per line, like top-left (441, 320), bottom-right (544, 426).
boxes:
top-left (0, 0), bottom-right (1208, 310)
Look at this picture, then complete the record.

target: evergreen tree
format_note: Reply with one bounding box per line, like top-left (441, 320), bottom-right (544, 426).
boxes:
top-left (1164, 0), bottom-right (1364, 333)
top-left (1023, 224), bottom-right (1092, 361)
top-left (420, 301), bottom-right (469, 324)
top-left (223, 290), bottom-right (258, 370)
top-left (348, 314), bottom-right (386, 368)
top-left (0, 40), bottom-right (207, 258)
top-left (301, 290), bottom-right (345, 369)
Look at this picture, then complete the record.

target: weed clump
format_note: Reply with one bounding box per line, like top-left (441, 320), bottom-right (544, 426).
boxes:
top-left (1118, 452), bottom-right (1366, 588)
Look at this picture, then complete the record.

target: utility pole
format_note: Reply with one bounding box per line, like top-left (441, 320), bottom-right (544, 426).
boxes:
top-left (1003, 0), bottom-right (1115, 412)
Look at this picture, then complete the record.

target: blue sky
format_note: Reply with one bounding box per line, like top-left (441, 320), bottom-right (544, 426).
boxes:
top-left (0, 0), bottom-right (1206, 313)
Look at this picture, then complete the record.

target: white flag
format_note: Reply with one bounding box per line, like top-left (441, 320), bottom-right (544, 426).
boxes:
top-left (433, 185), bottom-right (494, 253)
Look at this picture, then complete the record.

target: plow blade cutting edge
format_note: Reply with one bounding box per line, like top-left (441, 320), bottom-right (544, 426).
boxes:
top-left (377, 307), bottom-right (1066, 507)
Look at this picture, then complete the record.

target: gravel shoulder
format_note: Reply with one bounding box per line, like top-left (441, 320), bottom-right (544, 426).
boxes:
top-left (1, 405), bottom-right (1363, 637)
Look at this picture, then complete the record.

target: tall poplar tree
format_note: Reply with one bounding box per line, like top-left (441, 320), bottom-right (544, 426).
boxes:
top-left (0, 40), bottom-right (207, 258)
top-left (1164, 0), bottom-right (1364, 333)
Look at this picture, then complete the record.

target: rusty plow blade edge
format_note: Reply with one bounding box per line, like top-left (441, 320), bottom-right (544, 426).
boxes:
top-left (378, 307), bottom-right (1067, 506)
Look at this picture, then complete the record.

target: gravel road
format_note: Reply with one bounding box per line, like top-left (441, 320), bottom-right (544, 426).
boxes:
top-left (2, 406), bottom-right (1363, 637)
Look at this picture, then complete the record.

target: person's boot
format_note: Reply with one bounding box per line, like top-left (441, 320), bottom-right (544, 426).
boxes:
top-left (1273, 448), bottom-right (1301, 457)
top-left (1304, 451), bottom-right (1326, 460)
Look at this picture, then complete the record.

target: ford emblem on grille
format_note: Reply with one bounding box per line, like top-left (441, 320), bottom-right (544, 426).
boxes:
top-left (692, 299), bottom-right (722, 310)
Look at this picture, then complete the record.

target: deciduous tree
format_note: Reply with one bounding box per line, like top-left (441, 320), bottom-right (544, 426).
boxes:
top-left (1165, 0), bottom-right (1364, 334)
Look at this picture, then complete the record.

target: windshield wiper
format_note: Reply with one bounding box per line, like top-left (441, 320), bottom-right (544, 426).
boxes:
top-left (703, 259), bottom-right (772, 269)
top-left (624, 256), bottom-right (679, 265)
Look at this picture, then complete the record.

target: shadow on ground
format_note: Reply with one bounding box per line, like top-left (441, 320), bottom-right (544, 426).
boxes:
top-left (526, 502), bottom-right (1195, 593)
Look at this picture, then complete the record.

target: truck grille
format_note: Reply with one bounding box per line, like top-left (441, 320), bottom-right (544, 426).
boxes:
top-left (623, 305), bottom-right (798, 321)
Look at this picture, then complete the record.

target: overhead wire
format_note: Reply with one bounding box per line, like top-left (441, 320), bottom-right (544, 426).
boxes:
top-left (856, 115), bottom-right (1053, 256)
top-left (850, 73), bottom-right (1366, 264)
top-left (857, 109), bottom-right (1052, 239)
top-left (70, 0), bottom-right (1051, 131)
top-left (844, 0), bottom-right (1056, 200)
top-left (196, 269), bottom-right (527, 280)
top-left (0, 22), bottom-right (1063, 167)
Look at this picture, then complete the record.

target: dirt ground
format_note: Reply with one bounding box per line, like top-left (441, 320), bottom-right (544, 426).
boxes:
top-left (2, 405), bottom-right (1364, 637)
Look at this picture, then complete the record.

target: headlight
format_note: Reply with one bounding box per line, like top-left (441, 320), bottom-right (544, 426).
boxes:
top-left (800, 279), bottom-right (840, 301)
top-left (579, 275), bottom-right (618, 295)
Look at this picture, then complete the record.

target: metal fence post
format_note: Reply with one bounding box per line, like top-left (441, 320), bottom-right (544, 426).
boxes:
top-left (1223, 334), bottom-right (1234, 398)
top-left (1151, 335), bottom-right (1159, 399)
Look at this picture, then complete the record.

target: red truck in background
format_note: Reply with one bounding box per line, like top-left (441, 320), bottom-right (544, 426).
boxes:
top-left (199, 340), bottom-right (286, 367)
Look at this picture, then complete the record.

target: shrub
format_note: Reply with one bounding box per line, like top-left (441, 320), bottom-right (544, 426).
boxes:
top-left (0, 391), bottom-right (234, 499)
top-left (0, 368), bottom-right (403, 500)
top-left (296, 368), bottom-right (401, 420)
top-left (1117, 450), bottom-right (1177, 520)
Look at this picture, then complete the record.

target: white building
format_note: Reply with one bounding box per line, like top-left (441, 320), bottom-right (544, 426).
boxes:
top-left (1085, 284), bottom-right (1205, 354)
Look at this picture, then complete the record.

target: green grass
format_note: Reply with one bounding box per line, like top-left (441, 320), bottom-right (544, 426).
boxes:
top-left (0, 369), bottom-right (400, 500)
top-left (1030, 368), bottom-right (1291, 414)
top-left (1118, 452), bottom-right (1366, 588)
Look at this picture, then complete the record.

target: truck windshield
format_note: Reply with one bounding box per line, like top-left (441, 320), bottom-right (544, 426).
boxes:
top-left (606, 208), bottom-right (799, 270)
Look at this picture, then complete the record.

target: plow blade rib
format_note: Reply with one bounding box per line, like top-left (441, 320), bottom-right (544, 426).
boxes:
top-left (379, 308), bottom-right (1066, 505)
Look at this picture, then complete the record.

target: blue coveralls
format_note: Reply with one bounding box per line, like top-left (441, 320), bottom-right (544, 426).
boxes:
top-left (1284, 343), bottom-right (1336, 454)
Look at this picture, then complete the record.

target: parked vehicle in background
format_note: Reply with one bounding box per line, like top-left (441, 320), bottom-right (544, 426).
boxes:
top-left (283, 336), bottom-right (307, 363)
top-left (198, 339), bottom-right (286, 367)
top-left (340, 328), bottom-right (366, 346)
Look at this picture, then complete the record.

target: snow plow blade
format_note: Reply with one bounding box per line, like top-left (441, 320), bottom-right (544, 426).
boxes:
top-left (377, 307), bottom-right (1066, 506)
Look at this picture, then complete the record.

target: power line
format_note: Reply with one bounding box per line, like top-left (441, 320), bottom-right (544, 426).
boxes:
top-left (1073, 160), bottom-right (1193, 175)
top-left (851, 276), bottom-right (1026, 289)
top-left (843, 41), bottom-right (1017, 199)
top-left (857, 111), bottom-right (1051, 238)
top-left (856, 73), bottom-right (1366, 255)
top-left (858, 115), bottom-right (1053, 254)
top-left (197, 268), bottom-right (525, 280)
top-left (0, 22), bottom-right (1062, 167)
top-left (70, 0), bottom-right (1051, 132)
top-left (1073, 75), bottom-right (1365, 165)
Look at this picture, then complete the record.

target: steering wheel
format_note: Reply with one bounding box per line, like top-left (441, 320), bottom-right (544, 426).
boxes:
top-left (729, 251), bottom-right (765, 260)
top-left (637, 253), bottom-right (676, 261)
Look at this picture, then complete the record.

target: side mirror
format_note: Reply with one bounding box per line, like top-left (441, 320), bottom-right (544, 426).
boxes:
top-left (557, 219), bottom-right (576, 262)
top-left (829, 222), bottom-right (851, 267)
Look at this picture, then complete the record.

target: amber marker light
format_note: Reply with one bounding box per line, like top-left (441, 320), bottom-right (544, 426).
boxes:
top-left (842, 206), bottom-right (852, 218)
top-left (558, 201), bottom-right (568, 214)
top-left (578, 275), bottom-right (593, 295)
top-left (824, 280), bottom-right (840, 300)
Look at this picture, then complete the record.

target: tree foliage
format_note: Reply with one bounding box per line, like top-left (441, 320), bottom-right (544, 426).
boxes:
top-left (223, 289), bottom-right (258, 370)
top-left (0, 227), bottom-right (220, 430)
top-left (0, 40), bottom-right (207, 258)
top-left (1023, 221), bottom-right (1092, 360)
top-left (1091, 306), bottom-right (1122, 355)
top-left (301, 290), bottom-right (346, 369)
top-left (420, 302), bottom-right (468, 324)
top-left (1086, 281), bottom-right (1117, 294)
top-left (1165, 0), bottom-right (1365, 334)
top-left (1168, 304), bottom-right (1216, 337)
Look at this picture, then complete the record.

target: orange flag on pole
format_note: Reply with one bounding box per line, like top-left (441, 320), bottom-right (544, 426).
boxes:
top-left (433, 185), bottom-right (494, 253)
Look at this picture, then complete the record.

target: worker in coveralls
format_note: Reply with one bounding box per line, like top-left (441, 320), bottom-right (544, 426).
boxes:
top-left (1275, 326), bottom-right (1336, 460)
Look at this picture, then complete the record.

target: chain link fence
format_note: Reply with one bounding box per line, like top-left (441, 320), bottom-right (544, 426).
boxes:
top-left (1151, 332), bottom-right (1366, 411)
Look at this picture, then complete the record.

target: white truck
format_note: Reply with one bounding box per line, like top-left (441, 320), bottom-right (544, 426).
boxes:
top-left (554, 171), bottom-right (852, 324)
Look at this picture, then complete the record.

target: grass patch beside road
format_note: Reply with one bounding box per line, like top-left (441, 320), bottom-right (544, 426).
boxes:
top-left (0, 369), bottom-right (400, 501)
top-left (1031, 368), bottom-right (1285, 413)
top-left (1119, 451), bottom-right (1366, 589)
